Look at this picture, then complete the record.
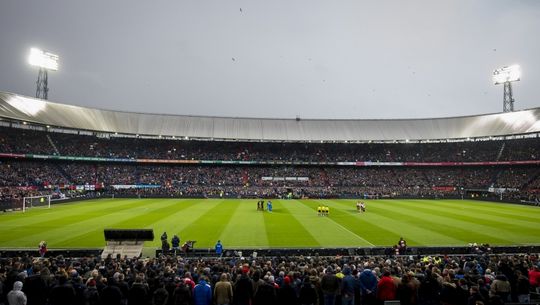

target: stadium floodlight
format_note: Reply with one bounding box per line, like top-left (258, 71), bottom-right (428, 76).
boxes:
top-left (493, 65), bottom-right (520, 85)
top-left (493, 65), bottom-right (520, 112)
top-left (28, 47), bottom-right (59, 100)
top-left (28, 48), bottom-right (59, 71)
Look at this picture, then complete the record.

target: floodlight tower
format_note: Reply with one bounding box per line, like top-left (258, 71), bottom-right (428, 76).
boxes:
top-left (493, 65), bottom-right (520, 112)
top-left (28, 48), bottom-right (59, 100)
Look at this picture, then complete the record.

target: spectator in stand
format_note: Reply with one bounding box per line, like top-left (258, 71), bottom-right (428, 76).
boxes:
top-left (340, 266), bottom-right (355, 305)
top-left (320, 266), bottom-right (339, 305)
top-left (529, 263), bottom-right (540, 293)
top-left (83, 279), bottom-right (100, 305)
top-left (214, 273), bottom-right (233, 305)
top-left (23, 263), bottom-right (48, 305)
top-left (359, 268), bottom-right (378, 305)
top-left (277, 276), bottom-right (297, 305)
top-left (49, 271), bottom-right (76, 305)
top-left (377, 270), bottom-right (396, 303)
top-left (173, 278), bottom-right (193, 305)
top-left (127, 275), bottom-right (149, 305)
top-left (253, 275), bottom-right (277, 305)
top-left (467, 286), bottom-right (485, 305)
top-left (489, 274), bottom-right (511, 302)
top-left (234, 268), bottom-right (253, 305)
top-left (152, 286), bottom-right (169, 305)
top-left (193, 276), bottom-right (212, 305)
top-left (7, 281), bottom-right (27, 305)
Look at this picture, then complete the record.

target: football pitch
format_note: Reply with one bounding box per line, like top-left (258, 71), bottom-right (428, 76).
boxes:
top-left (0, 198), bottom-right (539, 249)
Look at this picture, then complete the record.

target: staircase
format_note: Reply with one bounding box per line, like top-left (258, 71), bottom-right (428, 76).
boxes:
top-left (520, 169), bottom-right (540, 190)
top-left (46, 134), bottom-right (60, 155)
top-left (495, 142), bottom-right (506, 161)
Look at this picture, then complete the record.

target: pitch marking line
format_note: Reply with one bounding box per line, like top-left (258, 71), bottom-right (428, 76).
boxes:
top-left (328, 218), bottom-right (376, 247)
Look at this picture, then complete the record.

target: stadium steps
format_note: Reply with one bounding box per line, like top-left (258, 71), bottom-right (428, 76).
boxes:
top-left (496, 142), bottom-right (506, 161)
top-left (101, 241), bottom-right (144, 259)
top-left (521, 170), bottom-right (540, 190)
top-left (46, 134), bottom-right (61, 155)
top-left (55, 164), bottom-right (74, 183)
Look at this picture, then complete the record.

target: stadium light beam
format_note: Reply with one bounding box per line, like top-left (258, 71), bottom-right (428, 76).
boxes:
top-left (28, 47), bottom-right (59, 100)
top-left (493, 65), bottom-right (520, 112)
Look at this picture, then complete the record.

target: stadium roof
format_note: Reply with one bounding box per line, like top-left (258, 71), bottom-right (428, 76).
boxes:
top-left (0, 91), bottom-right (539, 142)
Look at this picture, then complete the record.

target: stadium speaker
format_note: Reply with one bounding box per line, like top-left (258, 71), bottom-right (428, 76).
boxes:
top-left (104, 229), bottom-right (154, 241)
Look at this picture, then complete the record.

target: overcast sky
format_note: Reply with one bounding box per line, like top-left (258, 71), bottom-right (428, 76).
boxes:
top-left (0, 0), bottom-right (539, 119)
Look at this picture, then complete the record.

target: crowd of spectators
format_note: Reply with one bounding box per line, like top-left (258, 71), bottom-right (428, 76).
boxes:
top-left (1, 160), bottom-right (539, 202)
top-left (0, 251), bottom-right (539, 305)
top-left (1, 127), bottom-right (539, 163)
top-left (1, 125), bottom-right (539, 203)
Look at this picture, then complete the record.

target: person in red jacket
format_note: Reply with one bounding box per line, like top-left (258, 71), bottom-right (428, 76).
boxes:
top-left (377, 270), bottom-right (397, 302)
top-left (529, 264), bottom-right (540, 293)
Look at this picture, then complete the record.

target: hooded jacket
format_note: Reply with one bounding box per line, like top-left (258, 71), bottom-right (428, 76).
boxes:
top-left (7, 281), bottom-right (27, 305)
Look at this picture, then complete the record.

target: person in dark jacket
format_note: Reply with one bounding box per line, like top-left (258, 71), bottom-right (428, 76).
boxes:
top-left (49, 272), bottom-right (76, 305)
top-left (396, 275), bottom-right (414, 305)
top-left (253, 277), bottom-right (277, 305)
top-left (23, 264), bottom-right (48, 305)
top-left (101, 280), bottom-right (123, 305)
top-left (299, 277), bottom-right (317, 305)
top-left (128, 276), bottom-right (149, 305)
top-left (340, 267), bottom-right (355, 305)
top-left (467, 286), bottom-right (485, 305)
top-left (234, 269), bottom-right (253, 305)
top-left (359, 269), bottom-right (377, 305)
top-left (320, 266), bottom-right (339, 305)
top-left (152, 287), bottom-right (169, 305)
top-left (83, 279), bottom-right (100, 305)
top-left (277, 276), bottom-right (298, 305)
top-left (173, 279), bottom-right (192, 305)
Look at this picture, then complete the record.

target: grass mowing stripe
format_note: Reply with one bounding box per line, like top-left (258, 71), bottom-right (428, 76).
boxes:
top-left (262, 200), bottom-right (319, 248)
top-left (1, 198), bottom-right (538, 249)
top-left (398, 200), bottom-right (540, 239)
top-left (297, 200), bottom-right (376, 247)
top-left (0, 199), bottom-right (160, 247)
top-left (428, 200), bottom-right (540, 223)
top-left (322, 199), bottom-right (409, 246)
top-left (154, 199), bottom-right (212, 247)
top-left (280, 200), bottom-right (359, 247)
top-left (370, 200), bottom-right (517, 245)
top-left (329, 199), bottom-right (466, 246)
top-left (0, 199), bottom-right (137, 227)
top-left (47, 199), bottom-right (181, 247)
top-left (60, 199), bottom-right (191, 247)
top-left (3, 199), bottom-right (177, 248)
top-left (220, 200), bottom-right (270, 249)
top-left (179, 199), bottom-right (241, 248)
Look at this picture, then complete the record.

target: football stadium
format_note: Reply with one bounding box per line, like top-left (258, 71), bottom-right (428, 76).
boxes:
top-left (1, 92), bottom-right (540, 253)
top-left (2, 2), bottom-right (540, 304)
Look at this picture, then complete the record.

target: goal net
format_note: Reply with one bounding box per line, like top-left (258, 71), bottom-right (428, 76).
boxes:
top-left (23, 195), bottom-right (51, 212)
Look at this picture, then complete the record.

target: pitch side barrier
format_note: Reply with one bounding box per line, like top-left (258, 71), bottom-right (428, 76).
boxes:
top-left (1, 245), bottom-right (538, 258)
top-left (156, 245), bottom-right (540, 258)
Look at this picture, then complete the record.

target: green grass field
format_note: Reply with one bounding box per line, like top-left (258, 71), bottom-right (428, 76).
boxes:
top-left (0, 198), bottom-right (539, 249)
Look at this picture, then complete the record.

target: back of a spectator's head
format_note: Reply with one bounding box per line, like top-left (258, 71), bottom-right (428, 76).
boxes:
top-left (55, 271), bottom-right (68, 284)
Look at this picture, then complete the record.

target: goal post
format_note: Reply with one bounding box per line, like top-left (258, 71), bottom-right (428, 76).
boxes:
top-left (22, 195), bottom-right (51, 212)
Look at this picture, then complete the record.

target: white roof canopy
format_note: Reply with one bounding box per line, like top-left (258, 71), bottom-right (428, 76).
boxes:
top-left (0, 91), bottom-right (539, 141)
